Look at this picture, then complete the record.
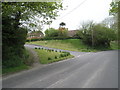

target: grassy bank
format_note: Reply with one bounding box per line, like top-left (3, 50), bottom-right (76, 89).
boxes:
top-left (2, 48), bottom-right (34, 75)
top-left (2, 65), bottom-right (28, 75)
top-left (27, 39), bottom-right (119, 52)
top-left (35, 48), bottom-right (74, 64)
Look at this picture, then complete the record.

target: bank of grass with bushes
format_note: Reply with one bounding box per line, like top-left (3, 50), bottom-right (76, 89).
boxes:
top-left (2, 65), bottom-right (28, 75)
top-left (34, 47), bottom-right (74, 64)
top-left (2, 48), bottom-right (34, 75)
top-left (27, 39), bottom-right (119, 52)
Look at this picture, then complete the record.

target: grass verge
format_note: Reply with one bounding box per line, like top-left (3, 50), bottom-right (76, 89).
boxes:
top-left (35, 48), bottom-right (74, 64)
top-left (2, 65), bottom-right (29, 75)
top-left (2, 47), bottom-right (34, 75)
top-left (27, 39), bottom-right (119, 52)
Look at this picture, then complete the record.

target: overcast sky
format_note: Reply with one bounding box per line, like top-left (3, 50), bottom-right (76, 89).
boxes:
top-left (44, 0), bottom-right (112, 31)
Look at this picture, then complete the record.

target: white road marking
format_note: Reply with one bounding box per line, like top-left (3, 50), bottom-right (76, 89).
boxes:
top-left (77, 52), bottom-right (91, 57)
top-left (47, 78), bottom-right (65, 88)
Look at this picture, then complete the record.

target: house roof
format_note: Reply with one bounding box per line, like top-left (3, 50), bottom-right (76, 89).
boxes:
top-left (28, 31), bottom-right (44, 36)
top-left (68, 30), bottom-right (79, 37)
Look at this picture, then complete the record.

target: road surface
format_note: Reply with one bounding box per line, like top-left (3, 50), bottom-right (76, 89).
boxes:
top-left (2, 44), bottom-right (118, 88)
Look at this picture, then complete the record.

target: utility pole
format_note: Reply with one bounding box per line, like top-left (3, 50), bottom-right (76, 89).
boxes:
top-left (92, 29), bottom-right (93, 48)
top-left (91, 27), bottom-right (94, 48)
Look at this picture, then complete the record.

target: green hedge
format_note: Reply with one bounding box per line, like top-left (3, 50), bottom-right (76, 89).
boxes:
top-left (26, 37), bottom-right (80, 42)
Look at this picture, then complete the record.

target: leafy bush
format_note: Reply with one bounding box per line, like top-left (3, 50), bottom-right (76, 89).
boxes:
top-left (2, 47), bottom-right (29, 69)
top-left (44, 28), bottom-right (68, 39)
top-left (48, 49), bottom-right (52, 52)
top-left (26, 38), bottom-right (44, 42)
top-left (62, 51), bottom-right (66, 53)
top-left (66, 52), bottom-right (70, 56)
top-left (3, 55), bottom-right (23, 68)
top-left (52, 49), bottom-right (54, 52)
top-left (55, 56), bottom-right (57, 59)
top-left (35, 47), bottom-right (37, 49)
top-left (60, 54), bottom-right (64, 57)
top-left (63, 53), bottom-right (67, 57)
top-left (45, 28), bottom-right (59, 37)
top-left (48, 57), bottom-right (52, 60)
top-left (77, 23), bottom-right (117, 47)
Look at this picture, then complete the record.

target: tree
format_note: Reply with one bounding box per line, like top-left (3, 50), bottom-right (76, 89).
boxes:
top-left (44, 28), bottom-right (68, 39)
top-left (109, 1), bottom-right (119, 16)
top-left (2, 2), bottom-right (63, 68)
top-left (59, 22), bottom-right (66, 27)
top-left (101, 17), bottom-right (117, 30)
top-left (77, 22), bottom-right (116, 47)
top-left (58, 28), bottom-right (68, 39)
top-left (109, 1), bottom-right (119, 44)
top-left (45, 28), bottom-right (59, 38)
top-left (92, 24), bottom-right (116, 46)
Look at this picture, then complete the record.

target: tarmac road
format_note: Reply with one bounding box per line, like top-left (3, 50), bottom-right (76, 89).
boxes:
top-left (2, 44), bottom-right (118, 88)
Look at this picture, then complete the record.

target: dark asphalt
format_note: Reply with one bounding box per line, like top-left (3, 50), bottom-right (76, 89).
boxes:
top-left (2, 44), bottom-right (118, 88)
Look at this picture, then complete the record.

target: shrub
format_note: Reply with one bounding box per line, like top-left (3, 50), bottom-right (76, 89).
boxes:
top-left (52, 49), bottom-right (54, 51)
top-left (26, 38), bottom-right (43, 42)
top-left (77, 23), bottom-right (116, 47)
top-left (35, 47), bottom-right (37, 49)
top-left (55, 56), bottom-right (57, 59)
top-left (2, 48), bottom-right (30, 69)
top-left (45, 28), bottom-right (59, 38)
top-left (48, 57), bottom-right (52, 60)
top-left (63, 53), bottom-right (67, 57)
top-left (67, 52), bottom-right (70, 55)
top-left (60, 54), bottom-right (64, 57)
top-left (62, 51), bottom-right (67, 53)
top-left (44, 27), bottom-right (69, 40)
top-left (48, 49), bottom-right (51, 52)
top-left (66, 52), bottom-right (70, 56)
top-left (3, 55), bottom-right (23, 68)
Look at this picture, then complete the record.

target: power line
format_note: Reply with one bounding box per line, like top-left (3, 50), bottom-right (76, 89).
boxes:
top-left (57, 0), bottom-right (88, 20)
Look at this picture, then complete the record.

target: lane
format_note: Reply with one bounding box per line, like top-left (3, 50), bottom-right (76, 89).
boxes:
top-left (3, 52), bottom-right (92, 88)
top-left (2, 45), bottom-right (118, 88)
top-left (47, 51), bottom-right (118, 88)
top-left (25, 44), bottom-right (88, 57)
